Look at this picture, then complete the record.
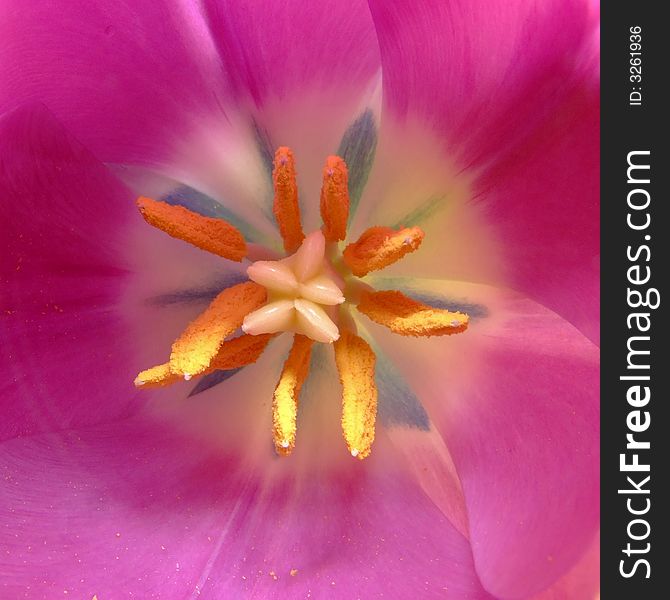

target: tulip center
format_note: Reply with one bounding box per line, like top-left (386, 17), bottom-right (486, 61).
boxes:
top-left (133, 146), bottom-right (470, 460)
top-left (242, 230), bottom-right (345, 343)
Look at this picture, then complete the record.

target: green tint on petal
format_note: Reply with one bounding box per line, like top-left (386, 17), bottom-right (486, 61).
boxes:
top-left (336, 109), bottom-right (378, 222)
top-left (389, 194), bottom-right (447, 229)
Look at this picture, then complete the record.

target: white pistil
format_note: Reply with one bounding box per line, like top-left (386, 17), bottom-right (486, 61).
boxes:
top-left (243, 230), bottom-right (345, 343)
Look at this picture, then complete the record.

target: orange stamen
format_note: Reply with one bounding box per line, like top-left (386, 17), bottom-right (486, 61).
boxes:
top-left (169, 282), bottom-right (266, 378)
top-left (272, 334), bottom-right (314, 455)
top-left (210, 333), bottom-right (275, 370)
top-left (334, 330), bottom-right (377, 459)
top-left (320, 155), bottom-right (350, 242)
top-left (273, 147), bottom-right (304, 253)
top-left (136, 197), bottom-right (247, 261)
top-left (356, 289), bottom-right (468, 336)
top-left (134, 363), bottom-right (181, 388)
top-left (134, 333), bottom-right (274, 388)
top-left (342, 226), bottom-right (425, 277)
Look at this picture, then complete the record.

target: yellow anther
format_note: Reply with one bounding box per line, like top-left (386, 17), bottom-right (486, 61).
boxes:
top-left (334, 330), bottom-right (377, 459)
top-left (356, 289), bottom-right (468, 336)
top-left (134, 334), bottom-right (274, 389)
top-left (320, 155), bottom-right (350, 242)
top-left (273, 335), bottom-right (314, 456)
top-left (342, 226), bottom-right (425, 277)
top-left (136, 197), bottom-right (247, 261)
top-left (273, 147), bottom-right (305, 253)
top-left (134, 363), bottom-right (181, 388)
top-left (169, 282), bottom-right (266, 378)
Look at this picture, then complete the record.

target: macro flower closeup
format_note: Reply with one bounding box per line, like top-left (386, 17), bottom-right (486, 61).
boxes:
top-left (0, 1), bottom-right (599, 599)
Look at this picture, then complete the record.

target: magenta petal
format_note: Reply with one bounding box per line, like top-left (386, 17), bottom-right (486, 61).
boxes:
top-left (369, 281), bottom-right (599, 598)
top-left (368, 0), bottom-right (599, 343)
top-left (0, 105), bottom-right (142, 439)
top-left (202, 0), bottom-right (379, 107)
top-left (0, 1), bottom-right (228, 167)
top-left (0, 416), bottom-right (494, 599)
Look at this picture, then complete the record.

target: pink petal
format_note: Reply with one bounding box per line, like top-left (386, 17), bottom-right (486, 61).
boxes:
top-left (531, 533), bottom-right (599, 600)
top-left (202, 0), bottom-right (381, 231)
top-left (367, 0), bottom-right (599, 343)
top-left (0, 105), bottom-right (140, 439)
top-left (0, 1), bottom-right (228, 168)
top-left (0, 104), bottom-right (233, 441)
top-left (0, 413), bottom-right (494, 599)
top-left (367, 279), bottom-right (599, 598)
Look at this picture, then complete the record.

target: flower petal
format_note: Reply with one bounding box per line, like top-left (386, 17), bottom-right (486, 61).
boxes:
top-left (367, 279), bottom-right (599, 598)
top-left (0, 104), bottom-right (244, 441)
top-left (0, 0), bottom-right (227, 167)
top-left (367, 0), bottom-right (599, 342)
top-left (202, 0), bottom-right (382, 232)
top-left (0, 414), bottom-right (494, 599)
top-left (0, 105), bottom-right (139, 440)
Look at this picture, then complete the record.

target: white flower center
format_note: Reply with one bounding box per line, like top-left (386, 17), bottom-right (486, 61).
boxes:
top-left (242, 230), bottom-right (345, 343)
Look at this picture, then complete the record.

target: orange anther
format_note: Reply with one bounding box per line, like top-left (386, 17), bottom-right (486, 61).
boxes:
top-left (334, 330), bottom-right (377, 459)
top-left (342, 226), bottom-right (424, 277)
top-left (356, 289), bottom-right (468, 336)
top-left (272, 334), bottom-right (314, 455)
top-left (273, 147), bottom-right (304, 253)
top-left (320, 155), bottom-right (350, 242)
top-left (169, 282), bottom-right (266, 378)
top-left (137, 197), bottom-right (247, 261)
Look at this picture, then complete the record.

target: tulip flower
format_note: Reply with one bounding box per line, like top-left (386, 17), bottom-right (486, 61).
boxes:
top-left (0, 1), bottom-right (599, 599)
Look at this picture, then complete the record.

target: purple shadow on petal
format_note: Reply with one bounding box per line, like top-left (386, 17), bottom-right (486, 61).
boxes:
top-left (407, 292), bottom-right (489, 321)
top-left (336, 109), bottom-right (378, 220)
top-left (146, 273), bottom-right (249, 307)
top-left (188, 368), bottom-right (243, 397)
top-left (160, 185), bottom-right (268, 244)
top-left (370, 340), bottom-right (430, 431)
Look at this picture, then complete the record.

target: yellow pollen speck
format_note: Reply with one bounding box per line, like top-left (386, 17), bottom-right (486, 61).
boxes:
top-left (136, 197), bottom-right (247, 261)
top-left (356, 289), bottom-right (468, 336)
top-left (342, 226), bottom-right (425, 276)
top-left (290, 569), bottom-right (299, 577)
top-left (273, 335), bottom-right (314, 455)
top-left (320, 155), bottom-right (349, 242)
top-left (169, 282), bottom-right (266, 378)
top-left (273, 147), bottom-right (304, 253)
top-left (334, 331), bottom-right (377, 459)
